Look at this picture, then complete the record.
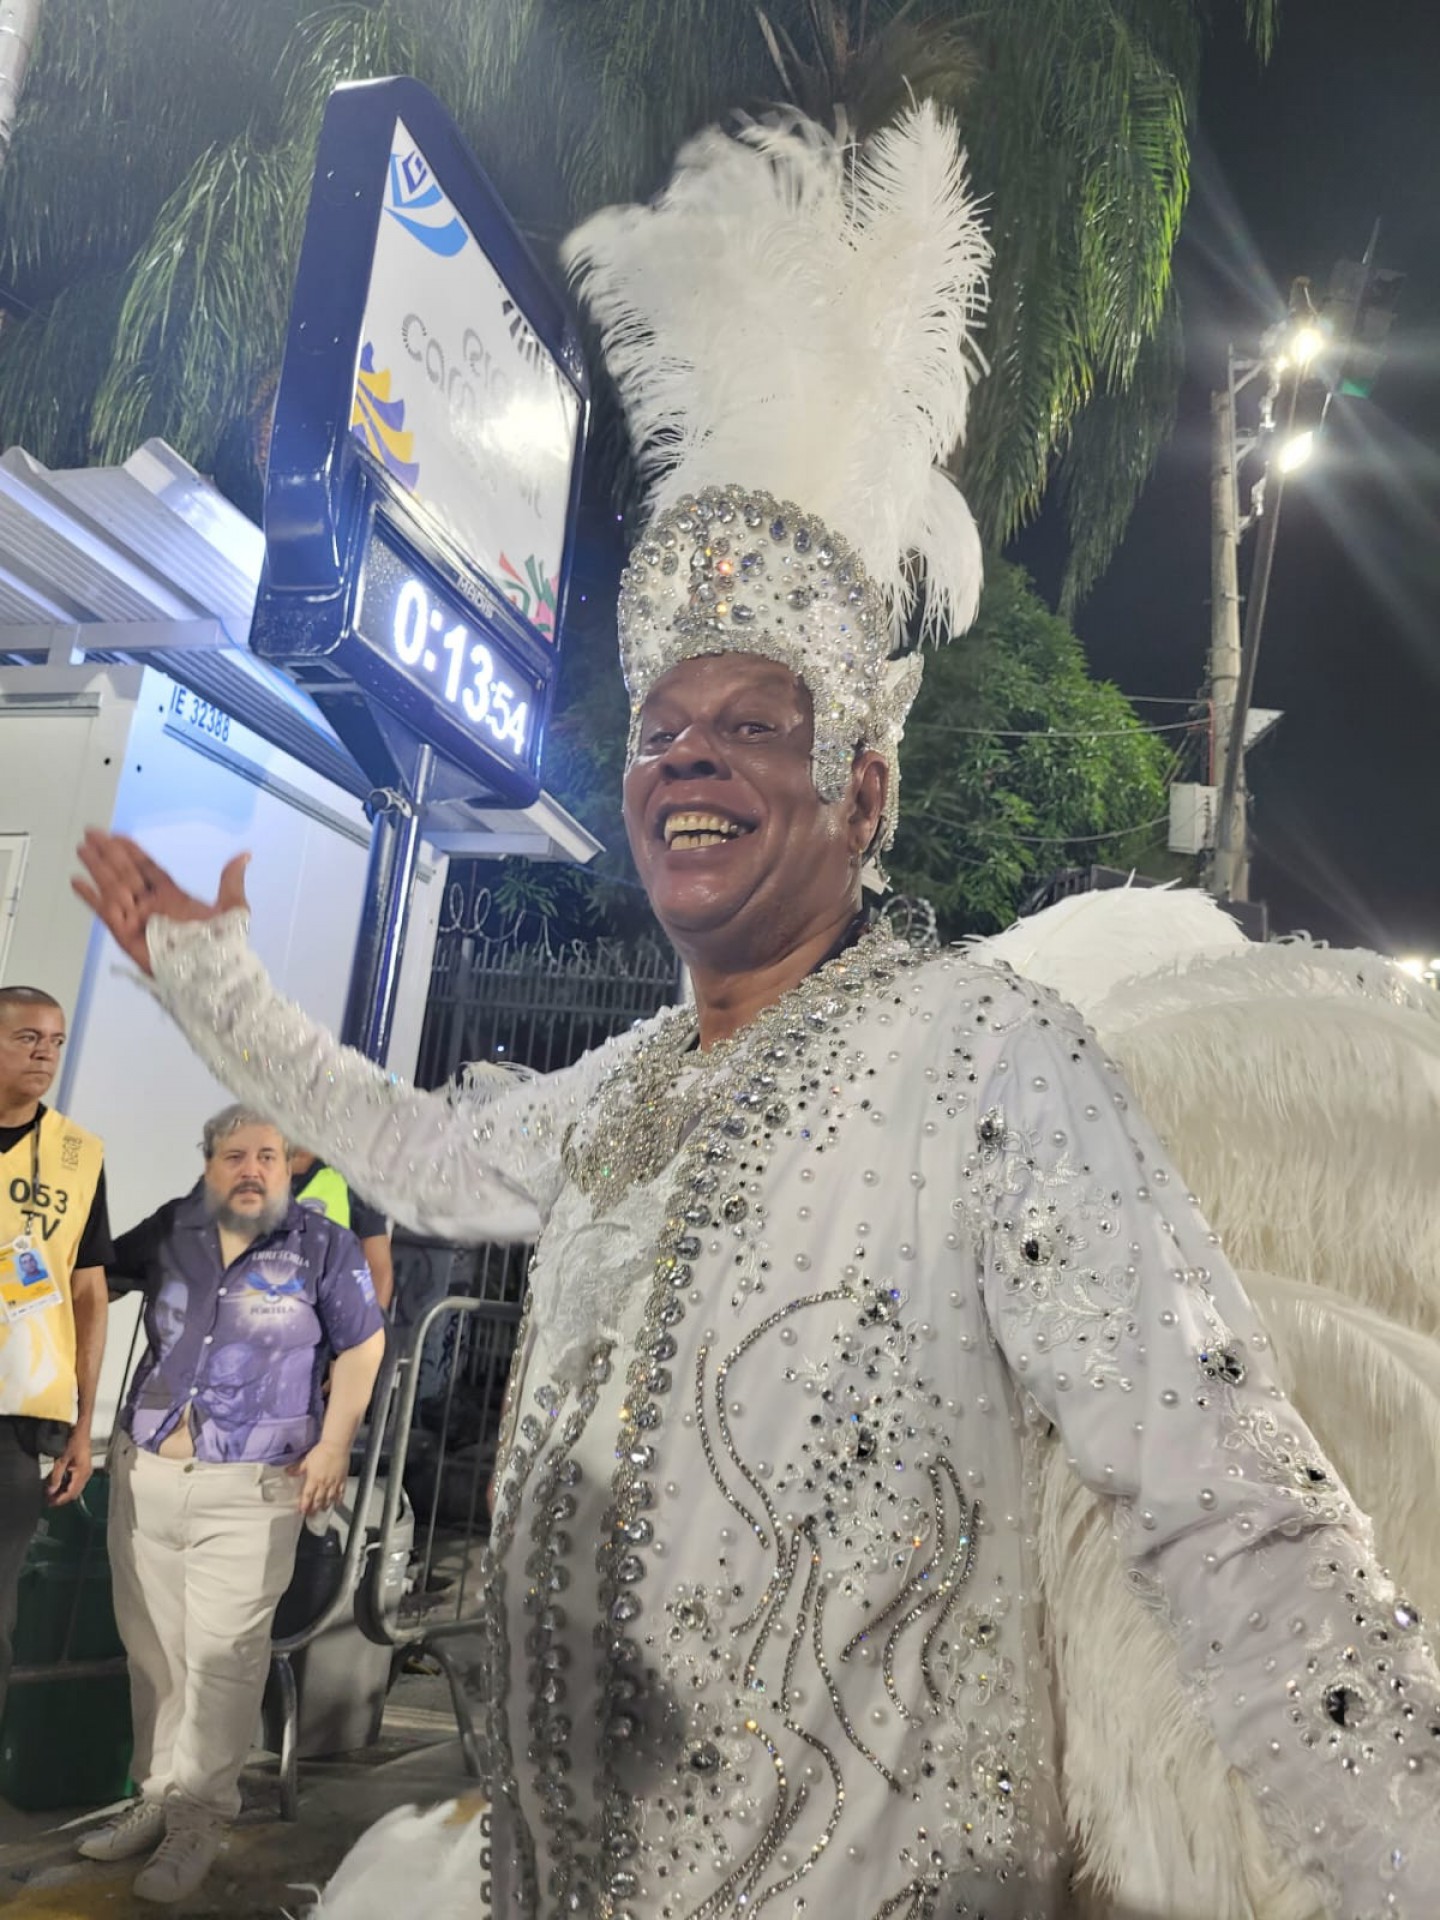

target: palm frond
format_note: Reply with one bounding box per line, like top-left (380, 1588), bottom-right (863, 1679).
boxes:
top-left (275, 3), bottom-right (420, 144)
top-left (554, 0), bottom-right (777, 212)
top-left (1055, 290), bottom-right (1184, 615)
top-left (427, 0), bottom-right (547, 133)
top-left (88, 139), bottom-right (299, 469)
top-left (1241, 0), bottom-right (1280, 62)
top-left (0, 274), bottom-right (126, 466)
top-left (958, 140), bottom-right (1091, 542)
top-left (0, 0), bottom-right (299, 297)
top-left (1067, 32), bottom-right (1188, 384)
top-left (87, 3), bottom-right (430, 477)
top-left (945, 0), bottom-right (1201, 579)
top-left (757, 3), bottom-right (980, 137)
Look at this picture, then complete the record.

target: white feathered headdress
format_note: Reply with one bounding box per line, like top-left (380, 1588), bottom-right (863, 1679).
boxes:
top-left (562, 101), bottom-right (989, 858)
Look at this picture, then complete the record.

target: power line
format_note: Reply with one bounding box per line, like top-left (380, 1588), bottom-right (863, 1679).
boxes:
top-left (912, 806), bottom-right (1175, 847)
top-left (915, 717), bottom-right (1199, 740)
top-left (1007, 811), bottom-right (1174, 846)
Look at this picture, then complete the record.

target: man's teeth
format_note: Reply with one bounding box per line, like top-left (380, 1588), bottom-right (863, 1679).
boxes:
top-left (664, 812), bottom-right (746, 848)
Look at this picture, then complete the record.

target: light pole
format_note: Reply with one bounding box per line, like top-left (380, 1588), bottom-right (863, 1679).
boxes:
top-left (1207, 284), bottom-right (1321, 901)
top-left (1208, 374), bottom-right (1243, 891)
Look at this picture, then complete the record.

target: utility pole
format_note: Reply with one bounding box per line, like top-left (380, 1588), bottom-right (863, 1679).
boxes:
top-left (1212, 357), bottom-right (1303, 900)
top-left (1208, 278), bottom-right (1320, 902)
top-left (1208, 372), bottom-right (1244, 897)
top-left (1204, 240), bottom-right (1400, 905)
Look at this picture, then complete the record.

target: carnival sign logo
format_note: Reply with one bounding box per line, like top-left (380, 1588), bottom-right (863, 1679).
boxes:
top-left (499, 551), bottom-right (558, 640)
top-left (352, 342), bottom-right (421, 486)
top-left (384, 145), bottom-right (467, 257)
top-left (350, 115), bottom-right (579, 608)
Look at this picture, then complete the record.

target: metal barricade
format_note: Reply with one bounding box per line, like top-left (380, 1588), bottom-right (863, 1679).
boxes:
top-left (268, 1243), bottom-right (527, 1817)
top-left (267, 1340), bottom-right (403, 1820)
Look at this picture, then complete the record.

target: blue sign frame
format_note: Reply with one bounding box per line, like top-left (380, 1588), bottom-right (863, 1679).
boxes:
top-left (251, 77), bottom-right (589, 806)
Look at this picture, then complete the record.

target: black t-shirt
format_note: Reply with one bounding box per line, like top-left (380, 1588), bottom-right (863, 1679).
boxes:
top-left (0, 1105), bottom-right (115, 1269)
top-left (290, 1159), bottom-right (387, 1241)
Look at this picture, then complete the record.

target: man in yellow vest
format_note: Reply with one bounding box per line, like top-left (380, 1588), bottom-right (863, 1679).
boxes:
top-left (290, 1149), bottom-right (393, 1311)
top-left (0, 985), bottom-right (111, 1724)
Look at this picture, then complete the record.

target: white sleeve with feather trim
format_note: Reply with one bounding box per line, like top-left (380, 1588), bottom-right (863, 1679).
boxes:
top-left (973, 987), bottom-right (1440, 1918)
top-left (145, 911), bottom-right (624, 1244)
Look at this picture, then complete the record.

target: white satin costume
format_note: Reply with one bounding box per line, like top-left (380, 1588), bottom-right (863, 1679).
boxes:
top-left (141, 893), bottom-right (1440, 1920)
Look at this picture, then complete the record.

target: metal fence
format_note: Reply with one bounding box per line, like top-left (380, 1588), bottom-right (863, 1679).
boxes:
top-left (416, 923), bottom-right (682, 1089)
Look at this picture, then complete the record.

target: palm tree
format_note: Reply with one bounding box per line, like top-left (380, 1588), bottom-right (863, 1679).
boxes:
top-left (1, 0), bottom-right (1276, 594)
top-left (0, 0), bottom-right (299, 470)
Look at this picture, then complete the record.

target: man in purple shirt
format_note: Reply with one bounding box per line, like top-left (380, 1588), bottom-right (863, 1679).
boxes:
top-left (79, 1105), bottom-right (384, 1905)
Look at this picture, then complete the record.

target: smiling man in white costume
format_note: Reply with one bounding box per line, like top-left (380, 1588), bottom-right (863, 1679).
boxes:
top-left (74, 103), bottom-right (1440, 1920)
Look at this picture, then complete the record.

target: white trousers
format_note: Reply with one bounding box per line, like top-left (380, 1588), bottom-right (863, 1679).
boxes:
top-left (108, 1430), bottom-right (304, 1819)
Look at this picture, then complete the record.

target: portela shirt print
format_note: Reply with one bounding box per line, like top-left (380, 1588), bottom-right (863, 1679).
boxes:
top-left (115, 1191), bottom-right (382, 1464)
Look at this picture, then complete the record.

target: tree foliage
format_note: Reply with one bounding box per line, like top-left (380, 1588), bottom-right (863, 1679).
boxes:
top-left (1, 0), bottom-right (1277, 584)
top-left (0, 0), bottom-right (1228, 939)
top-left (887, 560), bottom-right (1175, 935)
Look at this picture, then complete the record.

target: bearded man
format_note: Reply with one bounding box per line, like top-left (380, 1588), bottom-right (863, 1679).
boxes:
top-left (78, 1106), bottom-right (384, 1905)
top-left (74, 103), bottom-right (1439, 1920)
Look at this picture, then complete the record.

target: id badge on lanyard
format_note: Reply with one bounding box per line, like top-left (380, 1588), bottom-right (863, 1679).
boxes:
top-left (1, 1126), bottom-right (64, 1322)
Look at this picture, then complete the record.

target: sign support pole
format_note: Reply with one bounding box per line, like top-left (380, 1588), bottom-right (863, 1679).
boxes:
top-left (341, 743), bottom-right (434, 1062)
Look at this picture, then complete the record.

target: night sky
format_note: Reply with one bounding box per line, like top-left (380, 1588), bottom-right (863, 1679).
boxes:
top-left (1040, 0), bottom-right (1440, 952)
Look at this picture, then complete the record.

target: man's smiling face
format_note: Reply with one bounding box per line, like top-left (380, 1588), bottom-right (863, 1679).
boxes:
top-left (622, 653), bottom-right (884, 968)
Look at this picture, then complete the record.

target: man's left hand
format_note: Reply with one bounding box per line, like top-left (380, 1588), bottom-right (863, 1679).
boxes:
top-left (289, 1440), bottom-right (350, 1516)
top-left (45, 1427), bottom-right (94, 1506)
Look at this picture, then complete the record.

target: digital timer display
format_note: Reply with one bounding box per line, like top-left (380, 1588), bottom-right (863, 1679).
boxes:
top-left (353, 527), bottom-right (541, 774)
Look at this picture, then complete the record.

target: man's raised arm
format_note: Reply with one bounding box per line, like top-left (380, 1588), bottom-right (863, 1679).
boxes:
top-left (73, 832), bottom-right (612, 1245)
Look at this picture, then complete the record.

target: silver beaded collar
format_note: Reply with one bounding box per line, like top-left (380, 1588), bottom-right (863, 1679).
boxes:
top-left (562, 925), bottom-right (910, 1205)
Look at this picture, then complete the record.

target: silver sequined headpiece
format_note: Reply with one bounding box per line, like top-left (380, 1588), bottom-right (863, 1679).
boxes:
top-left (563, 102), bottom-right (990, 870)
top-left (617, 484), bottom-right (923, 849)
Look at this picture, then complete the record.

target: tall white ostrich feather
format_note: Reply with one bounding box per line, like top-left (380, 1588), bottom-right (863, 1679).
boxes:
top-left (562, 100), bottom-right (989, 640)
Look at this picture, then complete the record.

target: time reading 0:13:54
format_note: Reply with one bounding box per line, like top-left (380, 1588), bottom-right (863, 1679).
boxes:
top-left (386, 573), bottom-right (533, 760)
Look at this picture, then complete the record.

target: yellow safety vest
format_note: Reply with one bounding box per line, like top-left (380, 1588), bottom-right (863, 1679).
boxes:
top-left (0, 1108), bottom-right (104, 1423)
top-left (296, 1162), bottom-right (351, 1230)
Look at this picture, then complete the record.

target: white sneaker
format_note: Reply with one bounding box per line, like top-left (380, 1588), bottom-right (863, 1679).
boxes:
top-left (131, 1804), bottom-right (226, 1905)
top-left (76, 1796), bottom-right (168, 1861)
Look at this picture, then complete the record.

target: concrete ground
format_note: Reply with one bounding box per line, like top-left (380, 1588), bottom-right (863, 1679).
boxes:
top-left (0, 1671), bottom-right (478, 1918)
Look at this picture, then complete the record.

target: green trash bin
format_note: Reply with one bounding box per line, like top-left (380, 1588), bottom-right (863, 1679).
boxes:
top-left (0, 1468), bottom-right (133, 1810)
